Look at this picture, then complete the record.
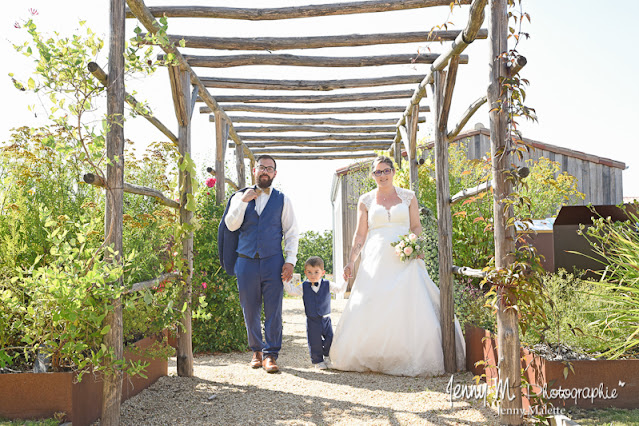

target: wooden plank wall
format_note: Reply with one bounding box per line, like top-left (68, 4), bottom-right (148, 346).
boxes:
top-left (453, 131), bottom-right (624, 206)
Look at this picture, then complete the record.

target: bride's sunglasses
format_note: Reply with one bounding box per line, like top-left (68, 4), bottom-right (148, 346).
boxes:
top-left (372, 168), bottom-right (393, 177)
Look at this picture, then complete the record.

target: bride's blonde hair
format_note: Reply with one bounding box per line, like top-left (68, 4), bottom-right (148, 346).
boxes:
top-left (371, 156), bottom-right (395, 172)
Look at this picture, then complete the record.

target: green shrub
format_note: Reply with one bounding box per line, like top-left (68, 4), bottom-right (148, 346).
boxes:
top-left (295, 230), bottom-right (334, 275)
top-left (191, 184), bottom-right (247, 353)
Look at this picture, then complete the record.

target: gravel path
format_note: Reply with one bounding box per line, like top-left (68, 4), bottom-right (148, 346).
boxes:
top-left (118, 298), bottom-right (499, 425)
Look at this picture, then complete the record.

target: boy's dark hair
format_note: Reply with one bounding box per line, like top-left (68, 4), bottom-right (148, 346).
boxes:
top-left (304, 256), bottom-right (325, 269)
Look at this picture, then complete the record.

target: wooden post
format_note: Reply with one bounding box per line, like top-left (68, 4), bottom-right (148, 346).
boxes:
top-left (177, 69), bottom-right (194, 377)
top-left (250, 157), bottom-right (256, 185)
top-left (393, 140), bottom-right (402, 168)
top-left (215, 111), bottom-right (229, 204)
top-left (489, 0), bottom-right (523, 422)
top-left (101, 0), bottom-right (125, 424)
top-left (431, 71), bottom-right (457, 374)
top-left (236, 142), bottom-right (246, 188)
top-left (407, 104), bottom-right (420, 195)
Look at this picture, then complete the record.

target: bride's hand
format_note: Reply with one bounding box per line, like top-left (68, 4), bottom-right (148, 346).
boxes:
top-left (343, 262), bottom-right (354, 280)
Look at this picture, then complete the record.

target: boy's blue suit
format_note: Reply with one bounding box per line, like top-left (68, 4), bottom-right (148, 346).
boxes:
top-left (302, 279), bottom-right (334, 364)
top-left (233, 189), bottom-right (285, 359)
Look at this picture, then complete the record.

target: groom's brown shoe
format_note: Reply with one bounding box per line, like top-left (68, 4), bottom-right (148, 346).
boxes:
top-left (250, 351), bottom-right (262, 369)
top-left (263, 355), bottom-right (279, 373)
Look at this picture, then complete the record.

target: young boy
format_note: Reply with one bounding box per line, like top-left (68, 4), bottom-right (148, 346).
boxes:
top-left (287, 256), bottom-right (345, 369)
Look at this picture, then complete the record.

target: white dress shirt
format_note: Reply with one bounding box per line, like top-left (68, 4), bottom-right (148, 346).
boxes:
top-left (284, 279), bottom-right (347, 297)
top-left (224, 185), bottom-right (299, 266)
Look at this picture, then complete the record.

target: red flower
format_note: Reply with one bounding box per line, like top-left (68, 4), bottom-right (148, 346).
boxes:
top-left (205, 177), bottom-right (216, 188)
top-left (29, 8), bottom-right (38, 15)
top-left (206, 192), bottom-right (210, 195)
top-left (201, 282), bottom-right (207, 289)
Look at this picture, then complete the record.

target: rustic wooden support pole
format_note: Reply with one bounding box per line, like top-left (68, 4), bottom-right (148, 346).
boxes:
top-left (235, 144), bottom-right (246, 188)
top-left (199, 90), bottom-right (414, 104)
top-left (241, 134), bottom-right (396, 142)
top-left (140, 29), bottom-right (487, 51)
top-left (234, 125), bottom-right (397, 134)
top-left (218, 116), bottom-right (425, 126)
top-left (395, 0), bottom-right (488, 144)
top-left (206, 167), bottom-right (239, 191)
top-left (234, 141), bottom-right (391, 149)
top-left (447, 96), bottom-right (487, 140)
top-left (83, 173), bottom-right (180, 209)
top-left (101, 0), bottom-right (125, 424)
top-left (189, 85), bottom-right (199, 120)
top-left (215, 111), bottom-right (229, 205)
top-left (398, 125), bottom-right (410, 159)
top-left (126, 1), bottom-right (473, 20)
top-left (249, 157), bottom-right (255, 185)
top-left (125, 272), bottom-right (180, 294)
top-left (201, 104), bottom-right (423, 115)
top-left (450, 180), bottom-right (492, 205)
top-left (126, 0), bottom-right (254, 162)
top-left (452, 265), bottom-right (486, 278)
top-left (489, 0), bottom-right (523, 422)
top-left (431, 71), bottom-right (457, 374)
top-left (168, 67), bottom-right (189, 127)
top-left (393, 140), bottom-right (402, 167)
top-left (165, 53), bottom-right (468, 68)
top-left (407, 104), bottom-right (420, 195)
top-left (176, 69), bottom-right (194, 378)
top-left (88, 62), bottom-right (178, 144)
top-left (438, 56), bottom-right (460, 133)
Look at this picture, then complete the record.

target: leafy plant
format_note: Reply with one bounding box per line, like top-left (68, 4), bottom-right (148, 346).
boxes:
top-left (295, 230), bottom-right (334, 275)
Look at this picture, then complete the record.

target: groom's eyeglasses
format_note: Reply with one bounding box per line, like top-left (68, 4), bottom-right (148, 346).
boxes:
top-left (372, 168), bottom-right (393, 177)
top-left (257, 165), bottom-right (276, 173)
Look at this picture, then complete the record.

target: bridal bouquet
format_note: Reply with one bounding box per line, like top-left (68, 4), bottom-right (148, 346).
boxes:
top-left (390, 233), bottom-right (423, 262)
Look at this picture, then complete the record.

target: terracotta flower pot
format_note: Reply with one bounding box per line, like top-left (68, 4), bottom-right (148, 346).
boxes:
top-left (0, 335), bottom-right (168, 425)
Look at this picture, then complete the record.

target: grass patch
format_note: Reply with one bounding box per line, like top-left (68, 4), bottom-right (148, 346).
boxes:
top-left (567, 407), bottom-right (639, 425)
top-left (0, 419), bottom-right (60, 426)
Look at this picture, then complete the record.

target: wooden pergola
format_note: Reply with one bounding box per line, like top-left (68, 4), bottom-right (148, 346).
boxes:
top-left (97, 1), bottom-right (526, 424)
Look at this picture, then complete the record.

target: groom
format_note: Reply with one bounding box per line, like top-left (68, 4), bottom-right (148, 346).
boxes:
top-left (224, 155), bottom-right (299, 373)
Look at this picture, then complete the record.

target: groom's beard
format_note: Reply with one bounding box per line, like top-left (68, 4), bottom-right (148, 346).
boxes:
top-left (257, 174), bottom-right (273, 189)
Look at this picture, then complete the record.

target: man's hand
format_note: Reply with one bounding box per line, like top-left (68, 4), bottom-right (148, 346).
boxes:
top-left (241, 188), bottom-right (259, 202)
top-left (281, 263), bottom-right (294, 283)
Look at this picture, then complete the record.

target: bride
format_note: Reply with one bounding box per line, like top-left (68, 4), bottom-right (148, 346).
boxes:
top-left (329, 156), bottom-right (466, 376)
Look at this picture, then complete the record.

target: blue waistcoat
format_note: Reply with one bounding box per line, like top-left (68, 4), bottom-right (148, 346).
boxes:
top-left (302, 279), bottom-right (331, 318)
top-left (237, 189), bottom-right (284, 259)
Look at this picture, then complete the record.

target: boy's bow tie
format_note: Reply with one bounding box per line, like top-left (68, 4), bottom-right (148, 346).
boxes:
top-left (254, 187), bottom-right (271, 195)
top-left (311, 282), bottom-right (319, 287)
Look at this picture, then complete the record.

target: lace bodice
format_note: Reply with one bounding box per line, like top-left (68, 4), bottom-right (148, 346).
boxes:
top-left (359, 187), bottom-right (415, 230)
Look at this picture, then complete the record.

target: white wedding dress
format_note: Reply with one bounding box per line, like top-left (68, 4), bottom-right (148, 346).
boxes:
top-left (329, 187), bottom-right (466, 376)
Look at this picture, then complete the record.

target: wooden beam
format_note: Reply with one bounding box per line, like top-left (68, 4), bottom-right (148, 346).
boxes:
top-left (206, 167), bottom-right (239, 191)
top-left (219, 116), bottom-right (424, 126)
top-left (235, 145), bottom-right (246, 188)
top-left (447, 96), bottom-right (487, 140)
top-left (452, 265), bottom-right (486, 278)
top-left (489, 0), bottom-right (523, 421)
top-left (202, 90), bottom-right (414, 104)
top-left (431, 70), bottom-right (456, 374)
top-left (189, 85), bottom-right (199, 120)
top-left (214, 111), bottom-right (229, 204)
top-left (232, 141), bottom-right (391, 148)
top-left (395, 0), bottom-right (488, 144)
top-left (168, 66), bottom-right (189, 127)
top-left (176, 69), bottom-right (194, 378)
top-left (126, 0), bottom-right (254, 162)
top-left (438, 55), bottom-right (460, 133)
top-left (88, 62), bottom-right (178, 144)
top-left (141, 29), bottom-right (487, 51)
top-left (201, 104), bottom-right (421, 115)
top-left (199, 75), bottom-right (423, 91)
top-left (234, 125), bottom-right (396, 134)
top-left (164, 53), bottom-right (469, 68)
top-left (126, 0), bottom-right (473, 20)
top-left (248, 146), bottom-right (387, 154)
top-left (450, 180), bottom-right (492, 205)
top-left (102, 0), bottom-right (125, 423)
top-left (125, 273), bottom-right (180, 294)
top-left (507, 54), bottom-right (527, 77)
top-left (83, 173), bottom-right (180, 209)
top-left (398, 125), bottom-right (410, 159)
top-left (268, 153), bottom-right (378, 160)
top-left (240, 133), bottom-right (396, 142)
top-left (407, 104), bottom-right (420, 194)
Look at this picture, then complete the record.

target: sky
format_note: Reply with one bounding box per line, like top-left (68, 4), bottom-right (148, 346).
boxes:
top-left (2, 0), bottom-right (638, 233)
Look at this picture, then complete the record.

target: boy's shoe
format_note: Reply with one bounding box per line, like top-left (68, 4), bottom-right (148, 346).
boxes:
top-left (314, 361), bottom-right (328, 370)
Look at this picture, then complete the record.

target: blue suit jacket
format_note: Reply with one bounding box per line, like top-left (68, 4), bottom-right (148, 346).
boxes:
top-left (218, 188), bottom-right (248, 276)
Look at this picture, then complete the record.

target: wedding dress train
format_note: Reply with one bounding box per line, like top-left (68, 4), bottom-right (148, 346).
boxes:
top-left (329, 187), bottom-right (466, 377)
